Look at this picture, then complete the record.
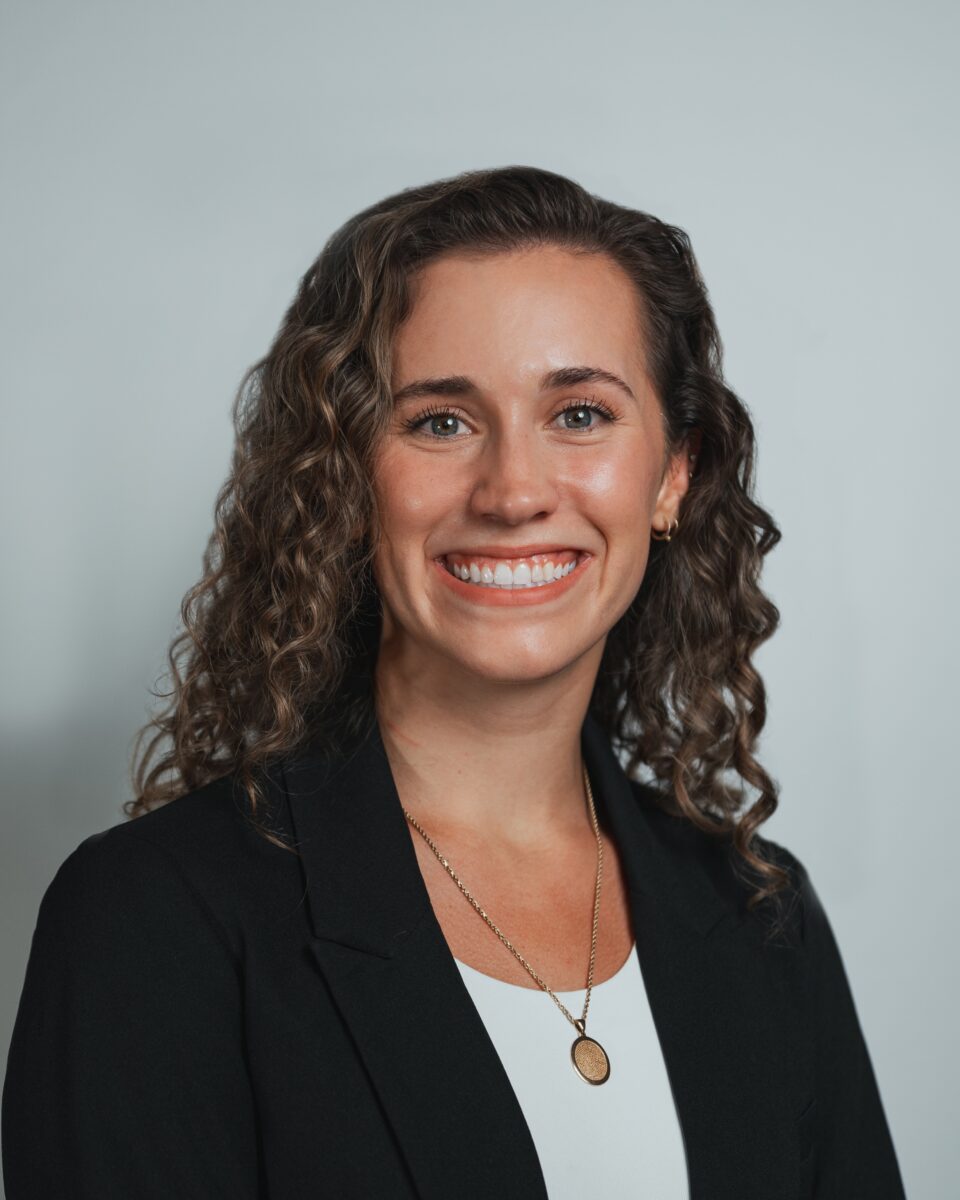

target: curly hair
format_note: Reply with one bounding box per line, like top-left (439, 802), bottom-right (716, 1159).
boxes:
top-left (127, 165), bottom-right (789, 919)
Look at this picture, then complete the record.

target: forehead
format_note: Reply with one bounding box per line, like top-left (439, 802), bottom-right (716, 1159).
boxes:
top-left (393, 246), bottom-right (647, 384)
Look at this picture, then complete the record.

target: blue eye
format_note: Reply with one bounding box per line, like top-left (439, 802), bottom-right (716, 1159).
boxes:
top-left (557, 402), bottom-right (614, 430)
top-left (402, 408), bottom-right (466, 438)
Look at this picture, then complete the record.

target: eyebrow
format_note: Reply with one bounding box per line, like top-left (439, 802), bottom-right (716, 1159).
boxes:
top-left (391, 365), bottom-right (637, 406)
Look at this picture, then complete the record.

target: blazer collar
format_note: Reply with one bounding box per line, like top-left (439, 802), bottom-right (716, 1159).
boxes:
top-left (279, 710), bottom-right (804, 1200)
top-left (282, 707), bottom-right (734, 958)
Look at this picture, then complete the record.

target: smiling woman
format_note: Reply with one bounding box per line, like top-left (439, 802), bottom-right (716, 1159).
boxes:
top-left (377, 249), bottom-right (674, 638)
top-left (2, 167), bottom-right (905, 1199)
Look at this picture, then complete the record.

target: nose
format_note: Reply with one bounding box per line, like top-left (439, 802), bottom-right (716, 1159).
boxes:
top-left (467, 424), bottom-right (560, 525)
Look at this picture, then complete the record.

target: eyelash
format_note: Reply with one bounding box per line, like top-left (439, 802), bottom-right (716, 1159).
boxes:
top-left (401, 396), bottom-right (620, 438)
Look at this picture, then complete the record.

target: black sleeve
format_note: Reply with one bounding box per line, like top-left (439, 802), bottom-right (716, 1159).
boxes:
top-left (2, 828), bottom-right (263, 1199)
top-left (791, 853), bottom-right (907, 1199)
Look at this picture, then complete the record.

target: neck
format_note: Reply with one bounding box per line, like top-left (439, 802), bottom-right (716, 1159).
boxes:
top-left (372, 638), bottom-right (604, 850)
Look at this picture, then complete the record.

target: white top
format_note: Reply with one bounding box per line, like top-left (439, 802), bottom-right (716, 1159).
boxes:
top-left (454, 946), bottom-right (689, 1199)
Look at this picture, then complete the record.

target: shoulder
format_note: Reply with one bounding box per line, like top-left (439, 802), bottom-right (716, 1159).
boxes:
top-left (35, 770), bottom-right (306, 967)
top-left (6, 785), bottom-right (271, 1195)
top-left (627, 776), bottom-right (811, 944)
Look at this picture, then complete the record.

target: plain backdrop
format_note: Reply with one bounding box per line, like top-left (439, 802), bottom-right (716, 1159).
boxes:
top-left (1, 1), bottom-right (956, 1195)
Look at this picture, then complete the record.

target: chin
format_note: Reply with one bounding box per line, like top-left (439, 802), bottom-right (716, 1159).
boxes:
top-left (439, 639), bottom-right (591, 685)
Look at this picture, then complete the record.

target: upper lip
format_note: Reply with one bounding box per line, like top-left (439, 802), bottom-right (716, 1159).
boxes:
top-left (437, 544), bottom-right (589, 558)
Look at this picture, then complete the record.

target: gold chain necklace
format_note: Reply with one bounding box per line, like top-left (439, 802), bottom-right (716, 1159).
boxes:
top-left (402, 763), bottom-right (610, 1085)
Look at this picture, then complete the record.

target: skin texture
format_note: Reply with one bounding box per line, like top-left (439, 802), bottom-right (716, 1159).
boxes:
top-left (371, 246), bottom-right (695, 988)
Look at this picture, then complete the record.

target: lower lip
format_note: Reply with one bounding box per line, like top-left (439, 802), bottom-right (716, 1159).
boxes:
top-left (431, 554), bottom-right (594, 606)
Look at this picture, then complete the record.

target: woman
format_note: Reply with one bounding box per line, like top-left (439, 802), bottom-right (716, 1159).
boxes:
top-left (2, 167), bottom-right (905, 1199)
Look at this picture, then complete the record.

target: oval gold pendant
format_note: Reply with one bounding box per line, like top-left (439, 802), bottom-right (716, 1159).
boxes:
top-left (571, 1033), bottom-right (611, 1084)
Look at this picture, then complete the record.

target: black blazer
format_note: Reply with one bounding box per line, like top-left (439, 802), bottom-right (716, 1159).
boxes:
top-left (2, 712), bottom-right (905, 1199)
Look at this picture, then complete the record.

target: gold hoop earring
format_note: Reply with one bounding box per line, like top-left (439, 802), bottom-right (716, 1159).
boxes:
top-left (651, 517), bottom-right (679, 542)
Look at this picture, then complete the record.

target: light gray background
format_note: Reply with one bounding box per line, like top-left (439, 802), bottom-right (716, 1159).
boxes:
top-left (2, 1), bottom-right (955, 1194)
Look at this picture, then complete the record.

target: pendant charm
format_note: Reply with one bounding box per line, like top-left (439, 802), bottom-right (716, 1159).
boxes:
top-left (571, 1027), bottom-right (611, 1085)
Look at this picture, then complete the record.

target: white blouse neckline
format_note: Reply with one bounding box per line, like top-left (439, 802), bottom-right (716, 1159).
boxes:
top-left (454, 941), bottom-right (637, 995)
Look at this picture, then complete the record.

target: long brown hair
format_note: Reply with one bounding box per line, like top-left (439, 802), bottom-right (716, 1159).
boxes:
top-left (127, 166), bottom-right (790, 918)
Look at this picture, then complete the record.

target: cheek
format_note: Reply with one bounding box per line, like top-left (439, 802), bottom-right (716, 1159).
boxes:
top-left (373, 447), bottom-right (458, 547)
top-left (566, 449), bottom-right (651, 531)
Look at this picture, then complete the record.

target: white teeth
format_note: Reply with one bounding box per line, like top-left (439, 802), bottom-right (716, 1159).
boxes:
top-left (445, 555), bottom-right (583, 588)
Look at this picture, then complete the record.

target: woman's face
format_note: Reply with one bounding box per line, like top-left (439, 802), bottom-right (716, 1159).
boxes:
top-left (371, 244), bottom-right (690, 687)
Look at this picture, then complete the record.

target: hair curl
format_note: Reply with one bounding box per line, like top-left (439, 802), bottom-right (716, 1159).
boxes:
top-left (127, 165), bottom-right (789, 921)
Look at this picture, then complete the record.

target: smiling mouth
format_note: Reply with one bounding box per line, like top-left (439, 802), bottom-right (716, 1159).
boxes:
top-left (438, 549), bottom-right (589, 590)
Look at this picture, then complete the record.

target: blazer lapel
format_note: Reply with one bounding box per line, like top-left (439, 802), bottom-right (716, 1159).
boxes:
top-left (284, 711), bottom-right (808, 1200)
top-left (581, 714), bottom-right (811, 1199)
top-left (283, 717), bottom-right (549, 1200)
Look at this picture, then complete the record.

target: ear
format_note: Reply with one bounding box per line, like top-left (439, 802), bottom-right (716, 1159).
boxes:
top-left (651, 429), bottom-right (702, 535)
